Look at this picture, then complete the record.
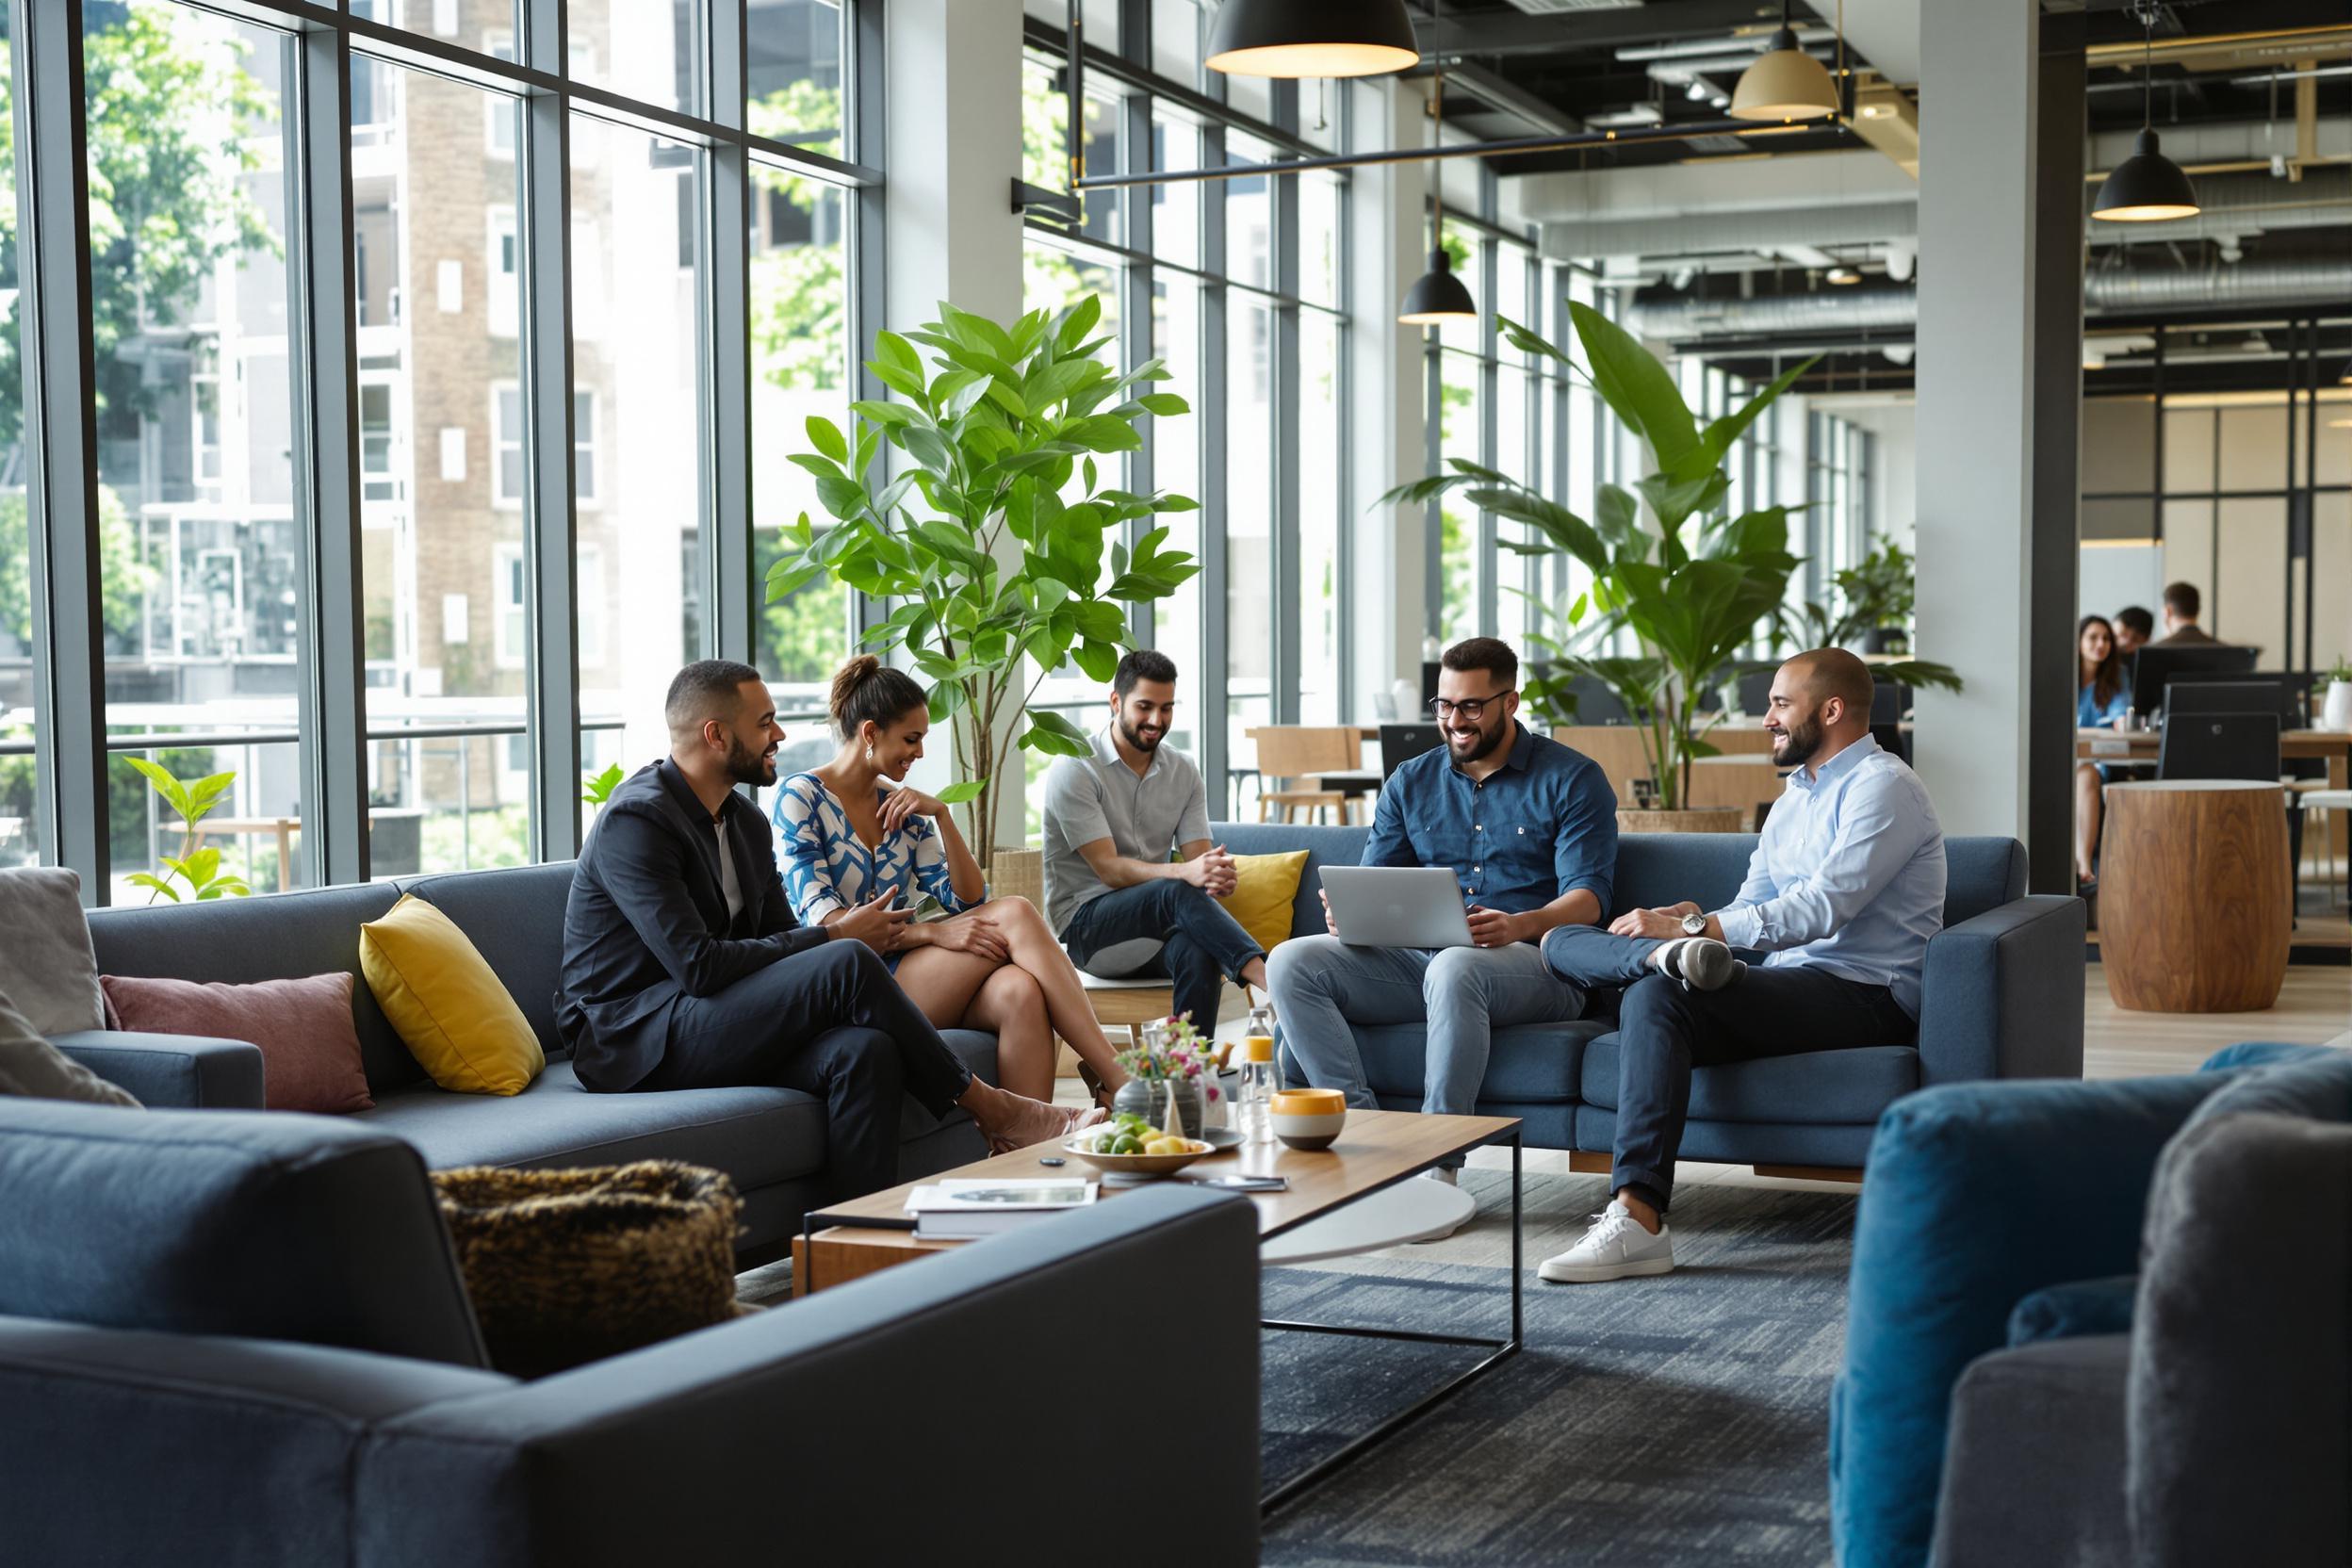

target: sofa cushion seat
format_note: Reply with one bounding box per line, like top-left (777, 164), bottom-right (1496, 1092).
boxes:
top-left (1352, 1020), bottom-right (1604, 1103)
top-left (1581, 1035), bottom-right (1920, 1125)
top-left (351, 1030), bottom-right (999, 1189)
top-left (354, 1060), bottom-right (826, 1189)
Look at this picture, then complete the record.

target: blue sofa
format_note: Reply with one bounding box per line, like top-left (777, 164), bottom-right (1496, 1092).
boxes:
top-left (0, 1096), bottom-right (1262, 1565)
top-left (1833, 1042), bottom-right (2350, 1568)
top-left (1214, 822), bottom-right (2085, 1172)
top-left (49, 862), bottom-right (1000, 1255)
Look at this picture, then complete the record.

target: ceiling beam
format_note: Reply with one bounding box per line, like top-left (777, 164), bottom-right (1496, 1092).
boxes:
top-left (1416, 0), bottom-right (1788, 60)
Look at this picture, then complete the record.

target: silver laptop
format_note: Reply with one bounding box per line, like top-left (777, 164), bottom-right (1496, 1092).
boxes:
top-left (1319, 866), bottom-right (1475, 949)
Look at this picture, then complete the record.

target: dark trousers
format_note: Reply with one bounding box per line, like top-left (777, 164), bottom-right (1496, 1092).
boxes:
top-left (643, 940), bottom-right (973, 1202)
top-left (1060, 879), bottom-right (1267, 1032)
top-left (1542, 926), bottom-right (1915, 1210)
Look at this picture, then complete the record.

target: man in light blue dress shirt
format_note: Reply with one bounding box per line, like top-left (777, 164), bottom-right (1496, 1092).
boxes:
top-left (1535, 648), bottom-right (1946, 1283)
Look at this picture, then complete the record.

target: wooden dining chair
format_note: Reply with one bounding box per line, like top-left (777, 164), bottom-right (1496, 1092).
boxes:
top-left (1246, 727), bottom-right (1365, 824)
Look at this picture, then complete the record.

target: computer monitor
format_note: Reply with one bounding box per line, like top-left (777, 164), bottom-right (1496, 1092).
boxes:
top-left (1377, 724), bottom-right (1443, 781)
top-left (2128, 643), bottom-right (2257, 717)
top-left (2163, 677), bottom-right (2300, 728)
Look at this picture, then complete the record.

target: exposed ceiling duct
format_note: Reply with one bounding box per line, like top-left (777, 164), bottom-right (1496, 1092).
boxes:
top-left (1626, 259), bottom-right (2352, 340)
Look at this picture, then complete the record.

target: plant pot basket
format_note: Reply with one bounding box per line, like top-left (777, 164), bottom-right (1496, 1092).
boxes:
top-left (989, 845), bottom-right (1044, 914)
top-left (432, 1161), bottom-right (743, 1378)
top-left (1616, 806), bottom-right (1746, 835)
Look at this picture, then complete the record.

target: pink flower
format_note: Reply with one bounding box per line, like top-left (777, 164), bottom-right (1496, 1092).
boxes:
top-left (1206, 1085), bottom-right (1219, 1101)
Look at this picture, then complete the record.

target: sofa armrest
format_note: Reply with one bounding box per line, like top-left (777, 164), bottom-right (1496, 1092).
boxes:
top-left (1916, 895), bottom-right (2086, 1086)
top-left (360, 1184), bottom-right (1262, 1567)
top-left (46, 1030), bottom-right (265, 1108)
top-left (1831, 1072), bottom-right (2220, 1568)
top-left (1929, 1335), bottom-right (2133, 1568)
top-left (2129, 1113), bottom-right (2352, 1568)
top-left (0, 1315), bottom-right (513, 1567)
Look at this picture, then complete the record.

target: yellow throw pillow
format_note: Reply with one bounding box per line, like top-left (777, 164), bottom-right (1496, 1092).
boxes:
top-left (1226, 850), bottom-right (1310, 956)
top-left (359, 894), bottom-right (545, 1097)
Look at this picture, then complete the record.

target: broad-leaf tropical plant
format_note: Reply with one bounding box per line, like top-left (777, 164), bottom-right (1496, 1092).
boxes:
top-left (1776, 536), bottom-right (1963, 695)
top-left (764, 296), bottom-right (1199, 874)
top-left (1384, 304), bottom-right (1813, 811)
top-left (123, 758), bottom-right (252, 904)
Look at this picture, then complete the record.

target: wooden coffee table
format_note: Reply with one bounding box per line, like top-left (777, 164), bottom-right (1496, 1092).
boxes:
top-left (793, 1108), bottom-right (1524, 1511)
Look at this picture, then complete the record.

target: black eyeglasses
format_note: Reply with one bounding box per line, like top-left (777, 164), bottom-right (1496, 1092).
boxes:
top-left (1429, 694), bottom-right (1511, 721)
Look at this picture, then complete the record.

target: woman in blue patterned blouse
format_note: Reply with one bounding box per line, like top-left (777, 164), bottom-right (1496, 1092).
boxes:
top-left (770, 657), bottom-right (1131, 1107)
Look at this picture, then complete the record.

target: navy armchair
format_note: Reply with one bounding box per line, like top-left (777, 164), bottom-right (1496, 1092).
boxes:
top-left (1832, 1042), bottom-right (2351, 1568)
top-left (0, 1098), bottom-right (1263, 1566)
top-left (1217, 823), bottom-right (2084, 1174)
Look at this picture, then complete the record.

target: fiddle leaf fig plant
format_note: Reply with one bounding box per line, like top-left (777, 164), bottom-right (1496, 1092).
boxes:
top-left (1386, 303), bottom-right (1813, 811)
top-left (764, 295), bottom-right (1198, 873)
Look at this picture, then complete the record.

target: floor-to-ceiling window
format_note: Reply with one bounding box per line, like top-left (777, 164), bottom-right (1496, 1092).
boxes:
top-left (1018, 0), bottom-right (1351, 815)
top-left (6, 0), bottom-right (872, 901)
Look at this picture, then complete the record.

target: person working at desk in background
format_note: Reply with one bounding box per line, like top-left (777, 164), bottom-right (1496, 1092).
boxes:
top-left (2114, 606), bottom-right (2154, 657)
top-left (2075, 614), bottom-right (2132, 891)
top-left (2155, 581), bottom-right (2218, 645)
top-left (1266, 637), bottom-right (1618, 1214)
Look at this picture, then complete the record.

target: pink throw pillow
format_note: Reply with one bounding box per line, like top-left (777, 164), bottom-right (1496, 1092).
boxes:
top-left (101, 972), bottom-right (375, 1115)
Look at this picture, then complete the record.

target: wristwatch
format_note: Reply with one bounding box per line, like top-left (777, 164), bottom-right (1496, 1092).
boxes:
top-left (1680, 911), bottom-right (1708, 936)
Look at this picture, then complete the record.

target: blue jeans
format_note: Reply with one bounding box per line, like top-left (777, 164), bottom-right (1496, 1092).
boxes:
top-left (1059, 880), bottom-right (1266, 1032)
top-left (1542, 925), bottom-right (1914, 1210)
top-left (1265, 936), bottom-right (1589, 1168)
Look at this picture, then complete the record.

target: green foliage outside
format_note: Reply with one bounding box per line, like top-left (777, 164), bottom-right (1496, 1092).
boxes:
top-left (765, 295), bottom-right (1198, 873)
top-left (0, 488), bottom-right (155, 648)
top-left (0, 8), bottom-right (277, 446)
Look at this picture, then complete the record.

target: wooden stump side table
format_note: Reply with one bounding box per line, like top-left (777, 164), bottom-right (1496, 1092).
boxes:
top-left (2099, 779), bottom-right (2290, 1013)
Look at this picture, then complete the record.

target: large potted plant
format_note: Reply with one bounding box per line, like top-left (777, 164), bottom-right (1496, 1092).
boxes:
top-left (764, 296), bottom-right (1199, 875)
top-left (1388, 304), bottom-right (1808, 830)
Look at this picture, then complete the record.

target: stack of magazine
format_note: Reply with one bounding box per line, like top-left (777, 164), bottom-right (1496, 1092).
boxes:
top-left (905, 1178), bottom-right (1099, 1240)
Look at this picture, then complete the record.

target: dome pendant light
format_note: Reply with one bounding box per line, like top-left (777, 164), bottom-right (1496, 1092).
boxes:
top-left (2093, 3), bottom-right (2199, 221)
top-left (1728, 0), bottom-right (1839, 122)
top-left (1205, 0), bottom-right (1418, 81)
top-left (1398, 11), bottom-right (1476, 327)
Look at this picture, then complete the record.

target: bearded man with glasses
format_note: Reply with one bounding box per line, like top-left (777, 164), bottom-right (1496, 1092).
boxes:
top-left (1266, 638), bottom-right (1618, 1227)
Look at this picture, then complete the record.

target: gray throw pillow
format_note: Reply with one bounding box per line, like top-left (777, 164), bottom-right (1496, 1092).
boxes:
top-left (0, 987), bottom-right (140, 1107)
top-left (0, 866), bottom-right (106, 1036)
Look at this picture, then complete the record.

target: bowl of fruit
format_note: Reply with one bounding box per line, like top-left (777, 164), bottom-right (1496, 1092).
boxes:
top-left (1064, 1112), bottom-right (1215, 1177)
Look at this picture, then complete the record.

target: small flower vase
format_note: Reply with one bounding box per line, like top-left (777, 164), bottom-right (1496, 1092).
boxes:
top-left (1111, 1078), bottom-right (1162, 1124)
top-left (2325, 679), bottom-right (2352, 733)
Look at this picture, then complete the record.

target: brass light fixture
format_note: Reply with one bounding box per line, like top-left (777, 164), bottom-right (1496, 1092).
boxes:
top-left (1205, 0), bottom-right (1418, 80)
top-left (1728, 0), bottom-right (1839, 122)
top-left (2092, 2), bottom-right (2199, 222)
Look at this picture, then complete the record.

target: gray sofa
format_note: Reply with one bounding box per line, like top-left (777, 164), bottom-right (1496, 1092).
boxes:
top-left (1215, 822), bottom-right (2085, 1170)
top-left (52, 863), bottom-right (999, 1255)
top-left (0, 1096), bottom-right (1262, 1566)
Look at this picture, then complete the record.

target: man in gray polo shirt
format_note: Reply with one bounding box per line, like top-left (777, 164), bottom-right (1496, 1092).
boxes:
top-left (1043, 650), bottom-right (1270, 1031)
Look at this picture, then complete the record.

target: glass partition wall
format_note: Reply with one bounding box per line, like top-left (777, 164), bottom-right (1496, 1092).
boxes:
top-left (5, 0), bottom-right (868, 900)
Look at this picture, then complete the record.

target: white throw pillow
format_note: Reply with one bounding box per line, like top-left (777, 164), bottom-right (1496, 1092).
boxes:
top-left (0, 867), bottom-right (106, 1037)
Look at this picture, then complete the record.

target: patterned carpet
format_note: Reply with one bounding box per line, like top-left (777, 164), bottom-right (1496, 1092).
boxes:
top-left (1256, 1170), bottom-right (1855, 1568)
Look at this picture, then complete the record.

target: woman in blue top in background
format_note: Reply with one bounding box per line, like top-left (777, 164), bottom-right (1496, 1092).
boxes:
top-left (2074, 613), bottom-right (2132, 890)
top-left (771, 657), bottom-right (1129, 1111)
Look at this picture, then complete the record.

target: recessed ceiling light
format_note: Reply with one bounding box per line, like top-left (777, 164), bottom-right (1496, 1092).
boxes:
top-left (1826, 267), bottom-right (1862, 286)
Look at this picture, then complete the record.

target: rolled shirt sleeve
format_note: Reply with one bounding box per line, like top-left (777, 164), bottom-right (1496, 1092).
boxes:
top-left (1715, 771), bottom-right (1927, 954)
top-left (1551, 759), bottom-right (1619, 911)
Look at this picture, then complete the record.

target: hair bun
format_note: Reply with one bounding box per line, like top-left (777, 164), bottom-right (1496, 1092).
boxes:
top-left (828, 655), bottom-right (882, 721)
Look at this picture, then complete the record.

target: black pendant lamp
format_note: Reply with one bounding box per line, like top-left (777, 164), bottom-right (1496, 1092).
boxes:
top-left (2093, 3), bottom-right (2199, 222)
top-left (1399, 7), bottom-right (1475, 327)
top-left (1205, 0), bottom-right (1418, 80)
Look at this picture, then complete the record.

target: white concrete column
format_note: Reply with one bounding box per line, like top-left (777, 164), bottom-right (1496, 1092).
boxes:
top-left (1913, 2), bottom-right (2040, 841)
top-left (1348, 77), bottom-right (1431, 717)
top-left (885, 0), bottom-right (1025, 845)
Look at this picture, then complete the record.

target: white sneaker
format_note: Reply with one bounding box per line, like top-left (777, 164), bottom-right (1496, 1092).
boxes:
top-left (1423, 1167), bottom-right (1459, 1187)
top-left (1411, 1166), bottom-right (1470, 1242)
top-left (1537, 1200), bottom-right (1675, 1282)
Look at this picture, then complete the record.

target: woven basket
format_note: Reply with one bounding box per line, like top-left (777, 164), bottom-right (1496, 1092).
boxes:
top-left (432, 1161), bottom-right (743, 1378)
top-left (989, 844), bottom-right (1044, 913)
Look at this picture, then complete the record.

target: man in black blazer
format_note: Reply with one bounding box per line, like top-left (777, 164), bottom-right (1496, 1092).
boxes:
top-left (558, 660), bottom-right (1088, 1200)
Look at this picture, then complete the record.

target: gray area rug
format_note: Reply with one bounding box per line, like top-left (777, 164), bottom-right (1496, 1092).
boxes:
top-left (1258, 1169), bottom-right (1854, 1568)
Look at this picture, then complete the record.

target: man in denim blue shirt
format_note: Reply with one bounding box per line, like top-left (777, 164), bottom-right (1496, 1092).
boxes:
top-left (1267, 640), bottom-right (1618, 1201)
top-left (1535, 648), bottom-right (1944, 1283)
